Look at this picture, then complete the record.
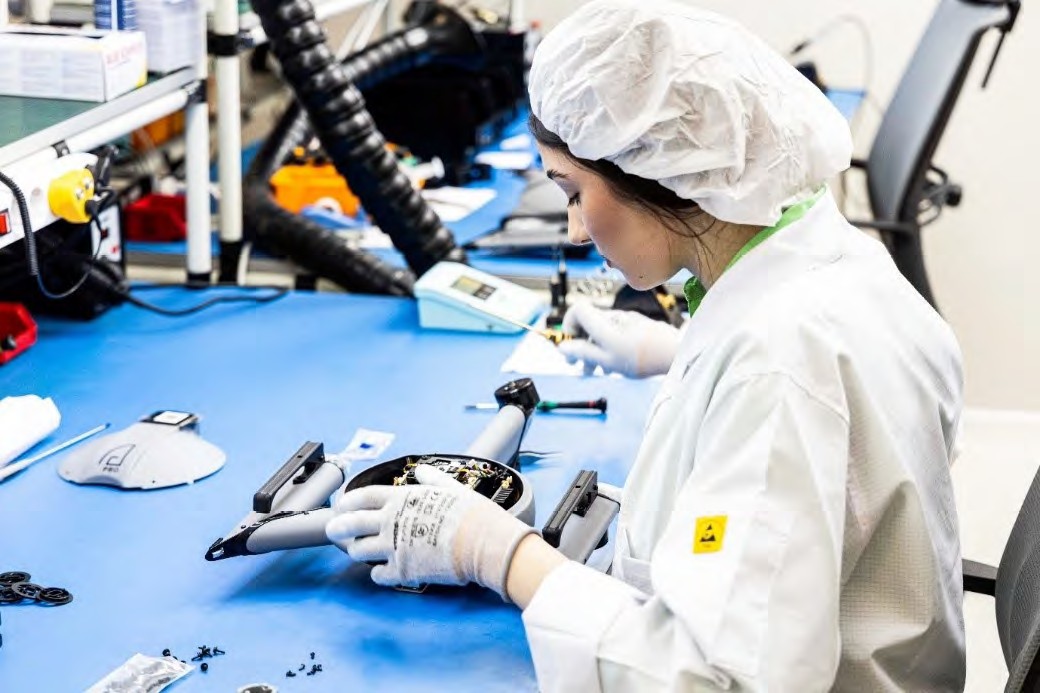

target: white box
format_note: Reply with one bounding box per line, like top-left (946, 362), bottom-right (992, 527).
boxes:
top-left (137, 0), bottom-right (201, 73)
top-left (0, 27), bottom-right (148, 102)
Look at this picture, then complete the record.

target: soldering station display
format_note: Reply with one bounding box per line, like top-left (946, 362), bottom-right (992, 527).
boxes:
top-left (450, 275), bottom-right (497, 301)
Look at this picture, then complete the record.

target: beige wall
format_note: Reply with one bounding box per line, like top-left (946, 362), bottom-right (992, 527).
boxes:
top-left (519, 0), bottom-right (1039, 410)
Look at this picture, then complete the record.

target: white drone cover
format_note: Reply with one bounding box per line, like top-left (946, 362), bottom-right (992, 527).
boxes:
top-left (58, 422), bottom-right (225, 489)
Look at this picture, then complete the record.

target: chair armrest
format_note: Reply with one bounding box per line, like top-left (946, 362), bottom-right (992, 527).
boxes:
top-left (847, 218), bottom-right (918, 234)
top-left (963, 558), bottom-right (998, 596)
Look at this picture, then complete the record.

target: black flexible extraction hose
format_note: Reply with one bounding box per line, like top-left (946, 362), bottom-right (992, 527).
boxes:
top-left (245, 0), bottom-right (479, 292)
top-left (251, 23), bottom-right (451, 183)
top-left (242, 109), bottom-right (415, 295)
top-left (239, 25), bottom-right (454, 293)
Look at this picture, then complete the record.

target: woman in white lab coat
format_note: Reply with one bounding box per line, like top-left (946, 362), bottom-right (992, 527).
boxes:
top-left (326, 1), bottom-right (967, 691)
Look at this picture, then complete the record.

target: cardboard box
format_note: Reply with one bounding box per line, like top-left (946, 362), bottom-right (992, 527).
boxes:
top-left (137, 0), bottom-right (201, 73)
top-left (0, 27), bottom-right (147, 102)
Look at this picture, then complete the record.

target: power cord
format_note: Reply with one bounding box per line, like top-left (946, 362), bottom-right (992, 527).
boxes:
top-left (0, 210), bottom-right (94, 290)
top-left (0, 170), bottom-right (99, 300)
top-left (120, 280), bottom-right (290, 317)
top-left (0, 168), bottom-right (290, 317)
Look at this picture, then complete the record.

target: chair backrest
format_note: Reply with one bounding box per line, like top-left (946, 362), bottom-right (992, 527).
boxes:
top-left (866, 0), bottom-right (1011, 222)
top-left (996, 462), bottom-right (1040, 692)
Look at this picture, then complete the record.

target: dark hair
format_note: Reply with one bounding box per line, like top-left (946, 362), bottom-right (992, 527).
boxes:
top-left (528, 113), bottom-right (711, 238)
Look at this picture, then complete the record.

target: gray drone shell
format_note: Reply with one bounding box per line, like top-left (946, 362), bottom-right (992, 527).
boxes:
top-left (58, 422), bottom-right (225, 489)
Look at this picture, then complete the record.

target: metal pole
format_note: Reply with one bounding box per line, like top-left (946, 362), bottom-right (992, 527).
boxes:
top-left (215, 0), bottom-right (244, 283)
top-left (185, 0), bottom-right (213, 285)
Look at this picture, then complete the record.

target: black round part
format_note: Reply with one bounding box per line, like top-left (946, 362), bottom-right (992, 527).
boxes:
top-left (0, 571), bottom-right (31, 586)
top-left (38, 587), bottom-right (73, 605)
top-left (494, 378), bottom-right (540, 415)
top-left (0, 586), bottom-right (23, 603)
top-left (10, 582), bottom-right (42, 600)
top-left (162, 649), bottom-right (172, 657)
top-left (201, 663), bottom-right (209, 672)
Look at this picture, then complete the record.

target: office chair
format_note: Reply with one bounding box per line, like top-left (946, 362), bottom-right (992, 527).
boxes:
top-left (962, 461), bottom-right (1040, 692)
top-left (847, 0), bottom-right (1021, 309)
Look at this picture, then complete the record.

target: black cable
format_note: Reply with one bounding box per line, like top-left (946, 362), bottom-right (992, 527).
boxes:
top-left (0, 215), bottom-right (92, 288)
top-left (42, 216), bottom-right (104, 299)
top-left (1, 170), bottom-right (41, 278)
top-left (1, 167), bottom-right (290, 317)
top-left (0, 170), bottom-right (99, 300)
top-left (119, 283), bottom-right (290, 317)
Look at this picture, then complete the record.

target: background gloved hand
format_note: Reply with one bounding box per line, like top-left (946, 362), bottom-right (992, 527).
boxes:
top-left (325, 464), bottom-right (535, 598)
top-left (558, 302), bottom-right (680, 378)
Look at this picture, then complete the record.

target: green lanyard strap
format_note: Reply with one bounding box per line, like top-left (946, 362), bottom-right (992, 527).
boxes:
top-left (683, 187), bottom-right (826, 316)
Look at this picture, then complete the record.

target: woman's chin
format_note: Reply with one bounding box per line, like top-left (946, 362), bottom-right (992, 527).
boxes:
top-left (624, 274), bottom-right (655, 292)
top-left (623, 268), bottom-right (674, 292)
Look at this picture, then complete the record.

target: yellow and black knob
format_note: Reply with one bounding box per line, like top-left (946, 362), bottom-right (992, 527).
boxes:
top-left (48, 170), bottom-right (97, 224)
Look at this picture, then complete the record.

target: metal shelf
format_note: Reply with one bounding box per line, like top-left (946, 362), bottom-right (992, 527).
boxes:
top-left (0, 29), bottom-right (212, 280)
top-left (0, 68), bottom-right (198, 168)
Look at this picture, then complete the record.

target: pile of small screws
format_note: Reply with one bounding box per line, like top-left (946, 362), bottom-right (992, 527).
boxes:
top-left (161, 644), bottom-right (226, 673)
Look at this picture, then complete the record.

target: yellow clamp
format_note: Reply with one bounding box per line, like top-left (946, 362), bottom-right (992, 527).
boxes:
top-left (48, 169), bottom-right (97, 224)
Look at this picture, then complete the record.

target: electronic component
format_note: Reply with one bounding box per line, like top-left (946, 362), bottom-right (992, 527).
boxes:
top-left (390, 456), bottom-right (518, 508)
top-left (414, 261), bottom-right (547, 334)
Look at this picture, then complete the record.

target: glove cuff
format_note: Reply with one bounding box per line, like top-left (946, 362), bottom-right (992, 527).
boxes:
top-left (456, 508), bottom-right (536, 599)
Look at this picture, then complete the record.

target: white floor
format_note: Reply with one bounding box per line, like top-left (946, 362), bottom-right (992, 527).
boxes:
top-left (954, 408), bottom-right (1040, 691)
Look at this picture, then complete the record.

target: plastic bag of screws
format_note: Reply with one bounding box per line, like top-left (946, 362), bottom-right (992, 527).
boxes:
top-left (86, 653), bottom-right (193, 693)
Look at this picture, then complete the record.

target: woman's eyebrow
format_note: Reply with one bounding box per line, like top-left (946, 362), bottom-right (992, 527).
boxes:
top-left (545, 169), bottom-right (569, 181)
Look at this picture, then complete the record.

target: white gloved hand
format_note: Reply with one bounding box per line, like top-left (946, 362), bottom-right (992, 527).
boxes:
top-left (558, 302), bottom-right (680, 378)
top-left (325, 465), bottom-right (535, 597)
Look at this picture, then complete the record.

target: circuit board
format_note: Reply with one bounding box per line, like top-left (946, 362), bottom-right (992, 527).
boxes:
top-left (392, 456), bottom-right (517, 507)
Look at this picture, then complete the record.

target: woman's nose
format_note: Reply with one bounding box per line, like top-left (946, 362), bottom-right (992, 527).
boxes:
top-left (567, 212), bottom-right (592, 246)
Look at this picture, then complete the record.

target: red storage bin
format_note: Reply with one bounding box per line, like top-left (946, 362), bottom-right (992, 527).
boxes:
top-left (0, 303), bottom-right (37, 365)
top-left (124, 194), bottom-right (187, 242)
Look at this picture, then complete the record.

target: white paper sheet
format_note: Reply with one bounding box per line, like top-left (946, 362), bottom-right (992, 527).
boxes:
top-left (500, 133), bottom-right (533, 151)
top-left (500, 332), bottom-right (604, 377)
top-left (421, 186), bottom-right (498, 221)
top-left (474, 151), bottom-right (536, 171)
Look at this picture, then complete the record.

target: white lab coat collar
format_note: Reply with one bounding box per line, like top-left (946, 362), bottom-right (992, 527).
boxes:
top-left (675, 191), bottom-right (850, 372)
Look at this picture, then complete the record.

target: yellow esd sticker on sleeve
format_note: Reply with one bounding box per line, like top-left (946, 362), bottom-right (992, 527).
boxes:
top-left (693, 515), bottom-right (727, 554)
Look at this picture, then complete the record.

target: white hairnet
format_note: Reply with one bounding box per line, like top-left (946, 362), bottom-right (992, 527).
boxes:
top-left (528, 0), bottom-right (853, 226)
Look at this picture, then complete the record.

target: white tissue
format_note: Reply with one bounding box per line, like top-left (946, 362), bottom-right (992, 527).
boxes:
top-left (0, 395), bottom-right (61, 467)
